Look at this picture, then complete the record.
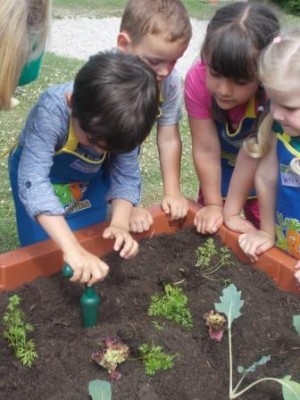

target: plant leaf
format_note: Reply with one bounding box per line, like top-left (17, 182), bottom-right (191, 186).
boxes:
top-left (293, 315), bottom-right (300, 336)
top-left (237, 355), bottom-right (270, 374)
top-left (88, 379), bottom-right (111, 400)
top-left (215, 284), bottom-right (244, 328)
top-left (281, 376), bottom-right (300, 400)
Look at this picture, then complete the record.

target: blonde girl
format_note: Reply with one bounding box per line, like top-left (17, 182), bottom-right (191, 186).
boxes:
top-left (0, 0), bottom-right (51, 110)
top-left (238, 31), bottom-right (300, 287)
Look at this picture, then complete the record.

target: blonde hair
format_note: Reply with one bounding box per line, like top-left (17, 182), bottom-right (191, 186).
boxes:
top-left (259, 29), bottom-right (300, 93)
top-left (0, 0), bottom-right (51, 110)
top-left (244, 30), bottom-right (300, 175)
top-left (120, 0), bottom-right (192, 46)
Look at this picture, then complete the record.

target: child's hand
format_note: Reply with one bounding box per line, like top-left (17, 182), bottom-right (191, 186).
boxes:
top-left (294, 261), bottom-right (300, 287)
top-left (103, 225), bottom-right (139, 259)
top-left (238, 231), bottom-right (274, 262)
top-left (161, 194), bottom-right (189, 221)
top-left (194, 205), bottom-right (223, 234)
top-left (63, 245), bottom-right (109, 286)
top-left (224, 214), bottom-right (257, 234)
top-left (129, 207), bottom-right (153, 233)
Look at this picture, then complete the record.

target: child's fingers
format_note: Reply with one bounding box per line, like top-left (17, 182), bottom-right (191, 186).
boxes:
top-left (120, 238), bottom-right (138, 258)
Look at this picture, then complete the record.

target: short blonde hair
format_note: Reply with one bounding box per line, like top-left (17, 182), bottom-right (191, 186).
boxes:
top-left (259, 29), bottom-right (300, 93)
top-left (120, 0), bottom-right (192, 46)
top-left (244, 30), bottom-right (300, 174)
top-left (0, 0), bottom-right (51, 110)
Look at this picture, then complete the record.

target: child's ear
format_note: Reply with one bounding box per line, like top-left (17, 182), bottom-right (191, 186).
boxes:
top-left (117, 31), bottom-right (132, 52)
top-left (65, 93), bottom-right (73, 109)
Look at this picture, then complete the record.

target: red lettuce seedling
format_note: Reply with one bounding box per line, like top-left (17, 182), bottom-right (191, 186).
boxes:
top-left (91, 338), bottom-right (129, 381)
top-left (205, 310), bottom-right (226, 342)
top-left (213, 284), bottom-right (300, 399)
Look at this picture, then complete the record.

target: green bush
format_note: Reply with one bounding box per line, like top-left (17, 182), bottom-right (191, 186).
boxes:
top-left (270, 0), bottom-right (300, 15)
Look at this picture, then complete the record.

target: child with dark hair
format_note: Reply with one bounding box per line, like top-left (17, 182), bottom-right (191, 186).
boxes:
top-left (9, 50), bottom-right (160, 286)
top-left (184, 1), bottom-right (280, 235)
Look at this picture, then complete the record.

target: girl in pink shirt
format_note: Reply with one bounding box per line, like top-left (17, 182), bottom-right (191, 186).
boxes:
top-left (184, 1), bottom-right (279, 234)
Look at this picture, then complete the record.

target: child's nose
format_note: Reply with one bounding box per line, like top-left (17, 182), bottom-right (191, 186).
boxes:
top-left (157, 63), bottom-right (174, 80)
top-left (218, 78), bottom-right (233, 96)
top-left (271, 103), bottom-right (284, 122)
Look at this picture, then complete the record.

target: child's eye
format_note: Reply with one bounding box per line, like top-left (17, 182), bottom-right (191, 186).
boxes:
top-left (209, 68), bottom-right (220, 78)
top-left (284, 106), bottom-right (297, 112)
top-left (234, 80), bottom-right (249, 86)
top-left (146, 59), bottom-right (161, 67)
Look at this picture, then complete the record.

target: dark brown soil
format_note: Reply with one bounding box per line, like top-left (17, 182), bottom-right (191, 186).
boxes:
top-left (0, 228), bottom-right (300, 400)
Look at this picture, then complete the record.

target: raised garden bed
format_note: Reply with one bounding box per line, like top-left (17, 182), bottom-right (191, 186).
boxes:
top-left (0, 203), bottom-right (299, 400)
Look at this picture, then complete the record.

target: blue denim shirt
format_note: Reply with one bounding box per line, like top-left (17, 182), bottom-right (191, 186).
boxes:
top-left (14, 82), bottom-right (141, 219)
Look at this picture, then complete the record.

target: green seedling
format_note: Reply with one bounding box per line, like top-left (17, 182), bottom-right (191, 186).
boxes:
top-left (91, 338), bottom-right (129, 381)
top-left (293, 315), bottom-right (300, 335)
top-left (148, 284), bottom-right (193, 330)
top-left (88, 379), bottom-right (112, 400)
top-left (213, 284), bottom-right (300, 399)
top-left (195, 237), bottom-right (234, 279)
top-left (2, 294), bottom-right (38, 367)
top-left (152, 320), bottom-right (165, 332)
top-left (139, 343), bottom-right (177, 376)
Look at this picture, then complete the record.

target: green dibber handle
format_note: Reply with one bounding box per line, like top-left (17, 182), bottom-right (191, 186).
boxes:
top-left (61, 264), bottom-right (101, 328)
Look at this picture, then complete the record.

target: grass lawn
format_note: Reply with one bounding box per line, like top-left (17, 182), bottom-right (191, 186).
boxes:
top-left (0, 1), bottom-right (299, 252)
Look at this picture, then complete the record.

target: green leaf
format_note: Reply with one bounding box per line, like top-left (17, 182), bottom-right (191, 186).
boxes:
top-left (281, 376), bottom-right (300, 400)
top-left (215, 284), bottom-right (244, 328)
top-left (293, 315), bottom-right (300, 336)
top-left (237, 355), bottom-right (271, 374)
top-left (88, 379), bottom-right (111, 400)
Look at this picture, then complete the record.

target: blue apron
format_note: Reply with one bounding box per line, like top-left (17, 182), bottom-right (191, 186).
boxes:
top-left (216, 97), bottom-right (258, 198)
top-left (9, 123), bottom-right (109, 246)
top-left (274, 124), bottom-right (300, 259)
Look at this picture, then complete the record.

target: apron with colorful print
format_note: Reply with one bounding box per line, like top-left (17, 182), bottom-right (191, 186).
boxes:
top-left (274, 124), bottom-right (300, 259)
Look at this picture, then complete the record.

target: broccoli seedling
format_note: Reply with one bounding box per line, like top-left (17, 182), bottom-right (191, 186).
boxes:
top-left (2, 294), bottom-right (38, 367)
top-left (213, 284), bottom-right (300, 399)
top-left (88, 379), bottom-right (111, 400)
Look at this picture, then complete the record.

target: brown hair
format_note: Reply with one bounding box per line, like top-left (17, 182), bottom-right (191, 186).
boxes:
top-left (120, 0), bottom-right (192, 46)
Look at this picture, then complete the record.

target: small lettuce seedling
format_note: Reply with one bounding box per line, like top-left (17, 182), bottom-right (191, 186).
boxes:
top-left (91, 338), bottom-right (129, 381)
top-left (205, 310), bottom-right (226, 342)
top-left (148, 284), bottom-right (193, 330)
top-left (213, 284), bottom-right (300, 399)
top-left (139, 343), bottom-right (177, 376)
top-left (88, 379), bottom-right (111, 400)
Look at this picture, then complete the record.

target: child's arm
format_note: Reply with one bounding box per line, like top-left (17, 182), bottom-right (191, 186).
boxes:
top-left (223, 147), bottom-right (259, 233)
top-left (294, 261), bottom-right (300, 286)
top-left (189, 117), bottom-right (223, 234)
top-left (238, 135), bottom-right (278, 261)
top-left (103, 199), bottom-right (138, 259)
top-left (37, 214), bottom-right (109, 286)
top-left (157, 123), bottom-right (189, 219)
